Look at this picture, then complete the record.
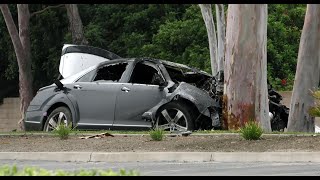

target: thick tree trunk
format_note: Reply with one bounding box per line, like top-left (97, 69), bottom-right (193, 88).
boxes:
top-left (223, 4), bottom-right (270, 132)
top-left (1, 4), bottom-right (34, 130)
top-left (215, 4), bottom-right (226, 73)
top-left (199, 4), bottom-right (218, 75)
top-left (287, 5), bottom-right (320, 132)
top-left (65, 4), bottom-right (88, 45)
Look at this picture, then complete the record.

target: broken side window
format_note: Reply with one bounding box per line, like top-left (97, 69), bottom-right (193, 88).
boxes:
top-left (93, 62), bottom-right (128, 82)
top-left (129, 62), bottom-right (164, 85)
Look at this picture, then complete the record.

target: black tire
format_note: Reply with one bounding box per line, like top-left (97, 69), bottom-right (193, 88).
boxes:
top-left (43, 106), bottom-right (72, 132)
top-left (155, 101), bottom-right (195, 132)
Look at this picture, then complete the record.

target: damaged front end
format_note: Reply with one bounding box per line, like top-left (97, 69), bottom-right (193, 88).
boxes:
top-left (142, 62), bottom-right (224, 130)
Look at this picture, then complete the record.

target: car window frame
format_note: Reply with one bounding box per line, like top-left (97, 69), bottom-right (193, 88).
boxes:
top-left (126, 60), bottom-right (166, 86)
top-left (91, 61), bottom-right (131, 83)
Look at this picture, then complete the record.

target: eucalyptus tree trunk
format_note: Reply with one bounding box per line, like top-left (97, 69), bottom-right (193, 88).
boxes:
top-left (223, 4), bottom-right (270, 132)
top-left (199, 4), bottom-right (218, 75)
top-left (287, 4), bottom-right (320, 132)
top-left (1, 4), bottom-right (33, 130)
top-left (65, 4), bottom-right (88, 45)
top-left (215, 4), bottom-right (226, 73)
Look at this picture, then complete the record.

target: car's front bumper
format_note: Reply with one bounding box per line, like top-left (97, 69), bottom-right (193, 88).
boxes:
top-left (24, 110), bottom-right (44, 131)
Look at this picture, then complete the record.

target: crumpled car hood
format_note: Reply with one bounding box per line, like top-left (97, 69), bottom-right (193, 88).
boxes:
top-left (59, 44), bottom-right (121, 78)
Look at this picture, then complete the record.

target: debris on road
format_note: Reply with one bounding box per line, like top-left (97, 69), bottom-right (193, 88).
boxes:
top-left (79, 132), bottom-right (114, 139)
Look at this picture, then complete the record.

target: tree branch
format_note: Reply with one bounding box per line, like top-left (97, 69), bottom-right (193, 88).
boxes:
top-left (30, 4), bottom-right (64, 17)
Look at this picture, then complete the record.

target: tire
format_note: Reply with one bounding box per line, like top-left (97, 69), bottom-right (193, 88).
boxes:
top-left (155, 101), bottom-right (195, 132)
top-left (43, 106), bottom-right (72, 132)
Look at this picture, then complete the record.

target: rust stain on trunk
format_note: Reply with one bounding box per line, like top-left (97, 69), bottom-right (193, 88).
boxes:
top-left (222, 95), bottom-right (229, 130)
top-left (226, 102), bottom-right (256, 130)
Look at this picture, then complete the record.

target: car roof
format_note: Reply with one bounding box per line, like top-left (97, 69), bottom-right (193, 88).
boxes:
top-left (96, 58), bottom-right (212, 77)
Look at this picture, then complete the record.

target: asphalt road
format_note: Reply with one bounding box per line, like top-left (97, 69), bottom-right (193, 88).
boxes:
top-left (1, 160), bottom-right (320, 176)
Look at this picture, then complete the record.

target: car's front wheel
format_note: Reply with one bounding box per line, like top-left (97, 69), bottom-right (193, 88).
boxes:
top-left (43, 106), bottom-right (72, 132)
top-left (155, 101), bottom-right (195, 132)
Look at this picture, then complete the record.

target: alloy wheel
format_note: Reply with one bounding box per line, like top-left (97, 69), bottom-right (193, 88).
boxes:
top-left (156, 108), bottom-right (188, 132)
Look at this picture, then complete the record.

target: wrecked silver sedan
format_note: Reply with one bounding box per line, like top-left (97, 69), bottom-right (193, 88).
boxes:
top-left (24, 45), bottom-right (221, 132)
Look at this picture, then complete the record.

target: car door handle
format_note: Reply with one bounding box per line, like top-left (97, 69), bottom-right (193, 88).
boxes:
top-left (73, 85), bottom-right (82, 89)
top-left (121, 86), bottom-right (130, 92)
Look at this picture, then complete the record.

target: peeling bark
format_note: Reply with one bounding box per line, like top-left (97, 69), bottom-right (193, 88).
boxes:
top-left (199, 4), bottom-right (218, 75)
top-left (224, 4), bottom-right (270, 132)
top-left (65, 4), bottom-right (88, 45)
top-left (1, 4), bottom-right (34, 130)
top-left (287, 4), bottom-right (320, 132)
top-left (215, 4), bottom-right (226, 73)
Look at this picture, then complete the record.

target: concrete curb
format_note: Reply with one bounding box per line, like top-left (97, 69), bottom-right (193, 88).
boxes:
top-left (1, 152), bottom-right (320, 163)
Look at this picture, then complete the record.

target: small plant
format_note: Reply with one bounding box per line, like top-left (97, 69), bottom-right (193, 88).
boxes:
top-left (0, 165), bottom-right (139, 176)
top-left (149, 128), bottom-right (164, 141)
top-left (309, 90), bottom-right (320, 117)
top-left (239, 121), bottom-right (263, 140)
top-left (52, 123), bottom-right (73, 140)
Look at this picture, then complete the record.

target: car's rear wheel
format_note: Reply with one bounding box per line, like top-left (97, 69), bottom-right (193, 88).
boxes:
top-left (43, 107), bottom-right (72, 132)
top-left (155, 101), bottom-right (195, 132)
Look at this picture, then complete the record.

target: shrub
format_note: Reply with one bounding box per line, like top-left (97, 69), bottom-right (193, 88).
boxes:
top-left (150, 128), bottom-right (164, 141)
top-left (309, 90), bottom-right (320, 117)
top-left (239, 121), bottom-right (263, 140)
top-left (0, 165), bottom-right (139, 176)
top-left (52, 123), bottom-right (72, 140)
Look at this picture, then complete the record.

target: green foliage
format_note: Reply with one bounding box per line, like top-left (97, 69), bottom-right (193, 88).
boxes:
top-left (52, 123), bottom-right (72, 140)
top-left (309, 90), bottom-right (320, 117)
top-left (0, 4), bottom-right (307, 93)
top-left (150, 128), bottom-right (165, 141)
top-left (239, 121), bottom-right (264, 140)
top-left (267, 4), bottom-right (306, 91)
top-left (0, 165), bottom-right (139, 176)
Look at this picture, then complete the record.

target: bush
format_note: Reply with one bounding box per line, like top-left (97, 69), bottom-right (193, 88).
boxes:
top-left (239, 121), bottom-right (263, 140)
top-left (150, 128), bottom-right (164, 141)
top-left (0, 165), bottom-right (139, 176)
top-left (52, 123), bottom-right (72, 140)
top-left (309, 90), bottom-right (320, 117)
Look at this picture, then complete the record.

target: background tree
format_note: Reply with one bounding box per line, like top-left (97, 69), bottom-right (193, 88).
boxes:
top-left (199, 4), bottom-right (218, 75)
top-left (287, 4), bottom-right (320, 132)
top-left (0, 4), bottom-right (33, 129)
top-left (215, 4), bottom-right (225, 73)
top-left (65, 4), bottom-right (88, 45)
top-left (223, 4), bottom-right (271, 132)
top-left (267, 4), bottom-right (306, 90)
top-left (0, 4), bottom-right (307, 108)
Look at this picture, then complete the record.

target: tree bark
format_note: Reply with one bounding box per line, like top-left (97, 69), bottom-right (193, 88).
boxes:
top-left (199, 4), bottom-right (218, 75)
top-left (215, 4), bottom-right (226, 73)
top-left (223, 4), bottom-right (270, 132)
top-left (1, 4), bottom-right (34, 130)
top-left (65, 4), bottom-right (88, 45)
top-left (287, 4), bottom-right (320, 132)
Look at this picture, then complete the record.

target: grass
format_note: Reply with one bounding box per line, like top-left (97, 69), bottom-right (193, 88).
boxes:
top-left (0, 129), bottom-right (318, 136)
top-left (239, 121), bottom-right (263, 140)
top-left (52, 123), bottom-right (73, 140)
top-left (0, 165), bottom-right (139, 176)
top-left (149, 128), bottom-right (165, 141)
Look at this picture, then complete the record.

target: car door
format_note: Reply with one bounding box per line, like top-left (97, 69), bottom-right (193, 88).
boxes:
top-left (67, 61), bottom-right (129, 129)
top-left (113, 61), bottom-right (166, 128)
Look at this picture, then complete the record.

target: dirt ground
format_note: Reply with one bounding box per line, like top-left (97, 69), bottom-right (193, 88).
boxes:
top-left (0, 134), bottom-right (320, 152)
top-left (1, 91), bottom-right (319, 153)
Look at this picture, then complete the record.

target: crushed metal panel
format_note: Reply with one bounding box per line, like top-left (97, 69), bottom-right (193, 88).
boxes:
top-left (142, 82), bottom-right (220, 129)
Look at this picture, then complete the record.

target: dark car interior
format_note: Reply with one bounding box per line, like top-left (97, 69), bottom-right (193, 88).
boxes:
top-left (129, 62), bottom-right (163, 85)
top-left (93, 62), bottom-right (128, 82)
